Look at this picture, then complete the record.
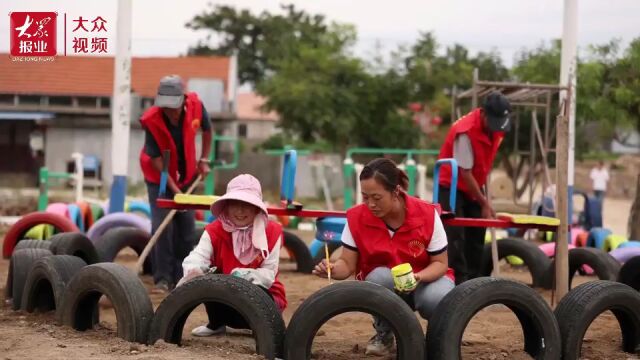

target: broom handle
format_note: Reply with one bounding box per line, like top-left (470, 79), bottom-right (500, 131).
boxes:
top-left (135, 175), bottom-right (202, 275)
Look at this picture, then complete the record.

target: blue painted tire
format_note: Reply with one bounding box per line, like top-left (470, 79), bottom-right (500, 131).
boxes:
top-left (127, 200), bottom-right (151, 219)
top-left (618, 241), bottom-right (640, 249)
top-left (67, 204), bottom-right (84, 232)
top-left (586, 228), bottom-right (612, 249)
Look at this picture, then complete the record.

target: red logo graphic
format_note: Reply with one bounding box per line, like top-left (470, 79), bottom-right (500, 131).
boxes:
top-left (10, 12), bottom-right (57, 57)
top-left (408, 239), bottom-right (426, 258)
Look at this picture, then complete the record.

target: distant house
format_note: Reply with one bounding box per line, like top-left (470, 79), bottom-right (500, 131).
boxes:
top-left (0, 54), bottom-right (233, 186)
top-left (233, 92), bottom-right (279, 146)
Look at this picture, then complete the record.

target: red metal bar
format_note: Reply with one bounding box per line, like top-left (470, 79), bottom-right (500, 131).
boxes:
top-left (156, 199), bottom-right (558, 231)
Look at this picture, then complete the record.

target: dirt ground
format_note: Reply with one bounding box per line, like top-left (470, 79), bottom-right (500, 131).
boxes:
top-left (0, 184), bottom-right (637, 359)
top-left (0, 230), bottom-right (637, 360)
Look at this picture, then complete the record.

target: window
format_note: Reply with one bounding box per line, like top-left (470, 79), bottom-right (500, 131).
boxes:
top-left (238, 124), bottom-right (248, 138)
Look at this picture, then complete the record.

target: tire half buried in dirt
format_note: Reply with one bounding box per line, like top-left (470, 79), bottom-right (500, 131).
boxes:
top-left (426, 277), bottom-right (561, 359)
top-left (13, 239), bottom-right (53, 252)
top-left (93, 227), bottom-right (153, 274)
top-left (60, 263), bottom-right (153, 344)
top-left (49, 232), bottom-right (101, 265)
top-left (148, 274), bottom-right (285, 360)
top-left (86, 212), bottom-right (151, 242)
top-left (2, 212), bottom-right (79, 258)
top-left (543, 247), bottom-right (621, 289)
top-left (554, 281), bottom-right (640, 360)
top-left (6, 248), bottom-right (53, 310)
top-left (282, 231), bottom-right (314, 273)
top-left (21, 255), bottom-right (87, 322)
top-left (285, 281), bottom-right (425, 360)
top-left (480, 238), bottom-right (551, 288)
top-left (618, 255), bottom-right (640, 291)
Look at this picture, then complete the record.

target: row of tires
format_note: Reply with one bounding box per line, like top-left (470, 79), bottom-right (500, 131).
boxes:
top-left (475, 237), bottom-right (640, 291)
top-left (2, 211), bottom-right (152, 258)
top-left (6, 243), bottom-right (640, 359)
top-left (2, 212), bottom-right (316, 276)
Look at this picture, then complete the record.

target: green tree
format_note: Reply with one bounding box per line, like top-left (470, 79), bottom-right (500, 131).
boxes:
top-left (186, 4), bottom-right (346, 85)
top-left (256, 39), bottom-right (367, 152)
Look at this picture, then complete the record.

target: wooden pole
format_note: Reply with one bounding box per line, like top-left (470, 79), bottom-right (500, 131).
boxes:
top-left (485, 180), bottom-right (499, 277)
top-left (554, 112), bottom-right (570, 301)
top-left (135, 175), bottom-right (202, 275)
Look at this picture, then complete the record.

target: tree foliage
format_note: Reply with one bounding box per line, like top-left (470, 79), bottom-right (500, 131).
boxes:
top-left (188, 5), bottom-right (640, 153)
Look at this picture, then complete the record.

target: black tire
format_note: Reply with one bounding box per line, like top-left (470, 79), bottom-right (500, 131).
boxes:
top-left (14, 239), bottom-right (52, 252)
top-left (618, 256), bottom-right (640, 291)
top-left (6, 248), bottom-right (53, 310)
top-left (480, 238), bottom-right (551, 288)
top-left (426, 277), bottom-right (561, 359)
top-left (21, 255), bottom-right (87, 322)
top-left (285, 281), bottom-right (425, 360)
top-left (60, 263), bottom-right (154, 343)
top-left (311, 242), bottom-right (342, 265)
top-left (94, 227), bottom-right (152, 274)
top-left (544, 247), bottom-right (621, 289)
top-left (148, 274), bottom-right (285, 359)
top-left (282, 231), bottom-right (314, 273)
top-left (554, 281), bottom-right (640, 359)
top-left (49, 232), bottom-right (101, 265)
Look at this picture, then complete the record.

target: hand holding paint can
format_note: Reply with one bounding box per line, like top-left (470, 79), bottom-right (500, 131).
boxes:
top-left (391, 263), bottom-right (417, 292)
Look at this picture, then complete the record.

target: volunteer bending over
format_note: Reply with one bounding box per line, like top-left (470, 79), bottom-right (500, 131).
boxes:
top-left (313, 158), bottom-right (454, 356)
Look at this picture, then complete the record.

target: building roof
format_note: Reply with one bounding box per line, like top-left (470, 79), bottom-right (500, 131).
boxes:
top-left (0, 54), bottom-right (230, 98)
top-left (236, 92), bottom-right (278, 121)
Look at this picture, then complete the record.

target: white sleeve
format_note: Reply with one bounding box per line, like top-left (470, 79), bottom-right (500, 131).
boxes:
top-left (182, 230), bottom-right (213, 273)
top-left (453, 134), bottom-right (474, 170)
top-left (427, 212), bottom-right (448, 255)
top-left (231, 236), bottom-right (280, 289)
top-left (340, 222), bottom-right (358, 250)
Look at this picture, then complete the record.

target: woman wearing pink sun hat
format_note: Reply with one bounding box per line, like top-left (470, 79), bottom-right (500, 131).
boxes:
top-left (179, 174), bottom-right (287, 337)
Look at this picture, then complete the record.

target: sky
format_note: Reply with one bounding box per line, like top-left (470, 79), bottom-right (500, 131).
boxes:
top-left (2, 0), bottom-right (639, 68)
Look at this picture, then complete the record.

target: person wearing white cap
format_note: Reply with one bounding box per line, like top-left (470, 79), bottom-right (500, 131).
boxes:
top-left (179, 174), bottom-right (287, 336)
top-left (139, 75), bottom-right (213, 292)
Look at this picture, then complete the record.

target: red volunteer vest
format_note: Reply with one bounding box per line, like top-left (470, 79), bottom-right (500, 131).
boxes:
top-left (139, 92), bottom-right (202, 187)
top-left (205, 220), bottom-right (287, 311)
top-left (438, 108), bottom-right (504, 201)
top-left (346, 193), bottom-right (455, 282)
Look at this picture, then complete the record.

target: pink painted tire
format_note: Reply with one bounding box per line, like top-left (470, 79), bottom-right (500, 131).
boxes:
top-left (538, 242), bottom-right (576, 257)
top-left (538, 242), bottom-right (593, 274)
top-left (571, 228), bottom-right (587, 246)
top-left (46, 203), bottom-right (70, 218)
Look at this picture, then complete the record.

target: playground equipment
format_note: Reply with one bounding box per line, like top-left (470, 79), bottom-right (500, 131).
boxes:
top-left (155, 149), bottom-right (561, 291)
top-left (343, 148), bottom-right (439, 209)
top-left (38, 152), bottom-right (86, 211)
top-left (203, 135), bottom-right (240, 218)
top-left (454, 70), bottom-right (569, 214)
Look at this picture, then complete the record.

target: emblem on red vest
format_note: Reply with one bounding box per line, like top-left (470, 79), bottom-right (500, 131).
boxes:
top-left (408, 240), bottom-right (426, 258)
top-left (191, 118), bottom-right (201, 131)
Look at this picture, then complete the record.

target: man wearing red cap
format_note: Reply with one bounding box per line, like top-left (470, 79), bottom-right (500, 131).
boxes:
top-left (437, 91), bottom-right (512, 284)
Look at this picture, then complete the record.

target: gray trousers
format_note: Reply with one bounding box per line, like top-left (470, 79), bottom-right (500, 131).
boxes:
top-left (365, 267), bottom-right (455, 334)
top-left (147, 182), bottom-right (196, 286)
